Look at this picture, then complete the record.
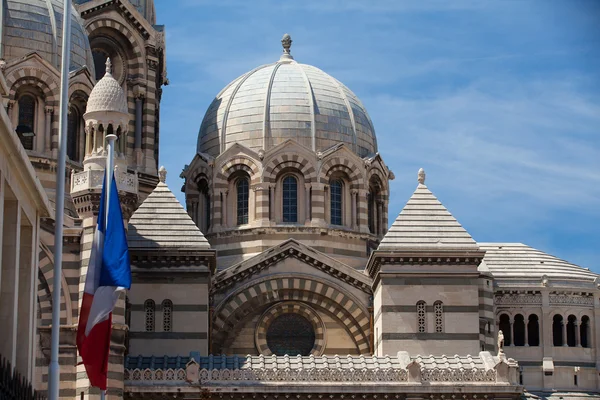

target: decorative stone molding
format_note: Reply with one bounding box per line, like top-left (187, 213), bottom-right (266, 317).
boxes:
top-left (495, 293), bottom-right (542, 305)
top-left (549, 293), bottom-right (593, 306)
top-left (124, 362), bottom-right (499, 384)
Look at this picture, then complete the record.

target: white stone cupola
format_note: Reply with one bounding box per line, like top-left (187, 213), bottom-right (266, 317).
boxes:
top-left (82, 58), bottom-right (129, 171)
top-left (71, 58), bottom-right (138, 205)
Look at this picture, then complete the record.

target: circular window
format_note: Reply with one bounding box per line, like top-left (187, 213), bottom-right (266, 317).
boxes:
top-left (255, 301), bottom-right (325, 356)
top-left (266, 313), bottom-right (315, 356)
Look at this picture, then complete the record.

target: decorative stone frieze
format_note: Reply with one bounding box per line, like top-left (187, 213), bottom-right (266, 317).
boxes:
top-left (495, 293), bottom-right (542, 305)
top-left (549, 293), bottom-right (594, 306)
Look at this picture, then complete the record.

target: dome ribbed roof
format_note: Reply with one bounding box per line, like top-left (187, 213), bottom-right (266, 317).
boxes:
top-left (86, 59), bottom-right (128, 114)
top-left (3, 0), bottom-right (94, 73)
top-left (197, 35), bottom-right (377, 158)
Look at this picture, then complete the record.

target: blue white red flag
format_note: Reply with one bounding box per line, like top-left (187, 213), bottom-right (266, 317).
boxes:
top-left (77, 173), bottom-right (131, 389)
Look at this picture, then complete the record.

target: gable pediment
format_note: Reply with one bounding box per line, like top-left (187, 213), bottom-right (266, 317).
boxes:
top-left (212, 239), bottom-right (372, 294)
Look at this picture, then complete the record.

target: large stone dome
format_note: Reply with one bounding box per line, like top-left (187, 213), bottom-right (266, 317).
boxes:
top-left (3, 0), bottom-right (94, 73)
top-left (197, 35), bottom-right (377, 158)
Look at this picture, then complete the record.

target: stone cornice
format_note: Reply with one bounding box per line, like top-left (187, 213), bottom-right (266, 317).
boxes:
top-left (130, 249), bottom-right (216, 272)
top-left (366, 250), bottom-right (486, 280)
top-left (212, 239), bottom-right (372, 294)
top-left (77, 0), bottom-right (159, 41)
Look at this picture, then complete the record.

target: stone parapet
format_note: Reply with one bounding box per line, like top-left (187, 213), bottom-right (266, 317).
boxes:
top-left (124, 352), bottom-right (522, 399)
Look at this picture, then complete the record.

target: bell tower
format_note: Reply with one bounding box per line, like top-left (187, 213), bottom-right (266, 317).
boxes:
top-left (70, 58), bottom-right (138, 398)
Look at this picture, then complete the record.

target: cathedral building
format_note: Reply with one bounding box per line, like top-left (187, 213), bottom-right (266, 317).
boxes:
top-left (0, 2), bottom-right (597, 399)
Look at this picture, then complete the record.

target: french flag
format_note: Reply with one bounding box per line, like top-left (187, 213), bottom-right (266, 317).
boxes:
top-left (77, 173), bottom-right (131, 390)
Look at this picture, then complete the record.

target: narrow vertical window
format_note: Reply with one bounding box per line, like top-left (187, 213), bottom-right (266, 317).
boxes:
top-left (567, 315), bottom-right (577, 347)
top-left (17, 94), bottom-right (36, 150)
top-left (162, 299), bottom-right (173, 332)
top-left (236, 178), bottom-right (249, 225)
top-left (144, 299), bottom-right (155, 332)
top-left (499, 314), bottom-right (512, 346)
top-left (282, 176), bottom-right (297, 223)
top-left (528, 314), bottom-right (540, 346)
top-left (330, 179), bottom-right (343, 225)
top-left (367, 192), bottom-right (375, 233)
top-left (417, 301), bottom-right (426, 333)
top-left (514, 314), bottom-right (525, 346)
top-left (552, 314), bottom-right (564, 346)
top-left (581, 315), bottom-right (590, 348)
top-left (67, 107), bottom-right (79, 161)
top-left (434, 301), bottom-right (444, 333)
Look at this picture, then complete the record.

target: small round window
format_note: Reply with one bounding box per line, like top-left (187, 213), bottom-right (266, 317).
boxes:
top-left (266, 313), bottom-right (315, 356)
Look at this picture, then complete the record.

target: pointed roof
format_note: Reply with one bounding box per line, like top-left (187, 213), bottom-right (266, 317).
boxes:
top-left (127, 167), bottom-right (210, 249)
top-left (379, 169), bottom-right (479, 251)
top-left (213, 238), bottom-right (372, 293)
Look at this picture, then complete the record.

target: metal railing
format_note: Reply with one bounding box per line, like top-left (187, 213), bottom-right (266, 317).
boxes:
top-left (0, 355), bottom-right (45, 400)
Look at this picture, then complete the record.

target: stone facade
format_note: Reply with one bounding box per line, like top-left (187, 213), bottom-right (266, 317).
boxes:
top-left (0, 2), bottom-right (598, 399)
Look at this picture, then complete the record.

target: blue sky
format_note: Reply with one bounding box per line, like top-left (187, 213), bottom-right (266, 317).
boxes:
top-left (154, 0), bottom-right (600, 271)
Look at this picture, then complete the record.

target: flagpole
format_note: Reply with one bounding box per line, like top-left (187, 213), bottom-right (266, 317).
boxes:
top-left (48, 0), bottom-right (72, 399)
top-left (105, 134), bottom-right (117, 226)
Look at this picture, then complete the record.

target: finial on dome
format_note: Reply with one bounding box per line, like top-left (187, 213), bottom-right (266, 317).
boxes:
top-left (280, 33), bottom-right (294, 60)
top-left (105, 58), bottom-right (112, 76)
top-left (418, 168), bottom-right (426, 184)
top-left (158, 166), bottom-right (167, 183)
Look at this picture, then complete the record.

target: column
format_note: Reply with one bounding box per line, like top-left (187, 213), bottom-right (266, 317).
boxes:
top-left (134, 93), bottom-right (144, 166)
top-left (0, 175), bottom-right (4, 288)
top-left (78, 116), bottom-right (85, 161)
top-left (575, 322), bottom-right (581, 347)
top-left (524, 317), bottom-right (529, 346)
top-left (269, 184), bottom-right (276, 223)
top-left (6, 100), bottom-right (16, 126)
top-left (562, 320), bottom-right (567, 347)
top-left (16, 223), bottom-right (33, 376)
top-left (84, 126), bottom-right (91, 157)
top-left (304, 183), bottom-right (311, 224)
top-left (351, 189), bottom-right (358, 230)
top-left (377, 200), bottom-right (383, 236)
top-left (510, 320), bottom-right (515, 346)
top-left (253, 186), bottom-right (269, 226)
top-left (44, 106), bottom-right (53, 153)
top-left (0, 199), bottom-right (20, 366)
top-left (222, 190), bottom-right (228, 228)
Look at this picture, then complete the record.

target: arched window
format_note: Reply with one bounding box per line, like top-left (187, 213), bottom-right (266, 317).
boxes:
top-left (513, 314), bottom-right (525, 346)
top-left (581, 315), bottom-right (590, 348)
top-left (196, 179), bottom-right (210, 233)
top-left (528, 314), bottom-right (540, 346)
top-left (236, 178), bottom-right (249, 225)
top-left (417, 301), bottom-right (426, 333)
top-left (330, 179), bottom-right (343, 225)
top-left (553, 314), bottom-right (564, 346)
top-left (282, 175), bottom-right (298, 223)
top-left (434, 301), bottom-right (444, 333)
top-left (567, 315), bottom-right (577, 347)
top-left (144, 299), bottom-right (155, 332)
top-left (499, 314), bottom-right (512, 346)
top-left (67, 106), bottom-right (79, 161)
top-left (17, 94), bottom-right (36, 150)
top-left (368, 177), bottom-right (383, 235)
top-left (92, 50), bottom-right (109, 81)
top-left (162, 299), bottom-right (173, 332)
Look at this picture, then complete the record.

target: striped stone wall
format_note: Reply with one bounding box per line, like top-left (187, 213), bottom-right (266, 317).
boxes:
top-left (183, 141), bottom-right (394, 269)
top-left (373, 263), bottom-right (483, 357)
top-left (212, 273), bottom-right (371, 356)
top-left (128, 281), bottom-right (210, 356)
top-left (479, 275), bottom-right (496, 352)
